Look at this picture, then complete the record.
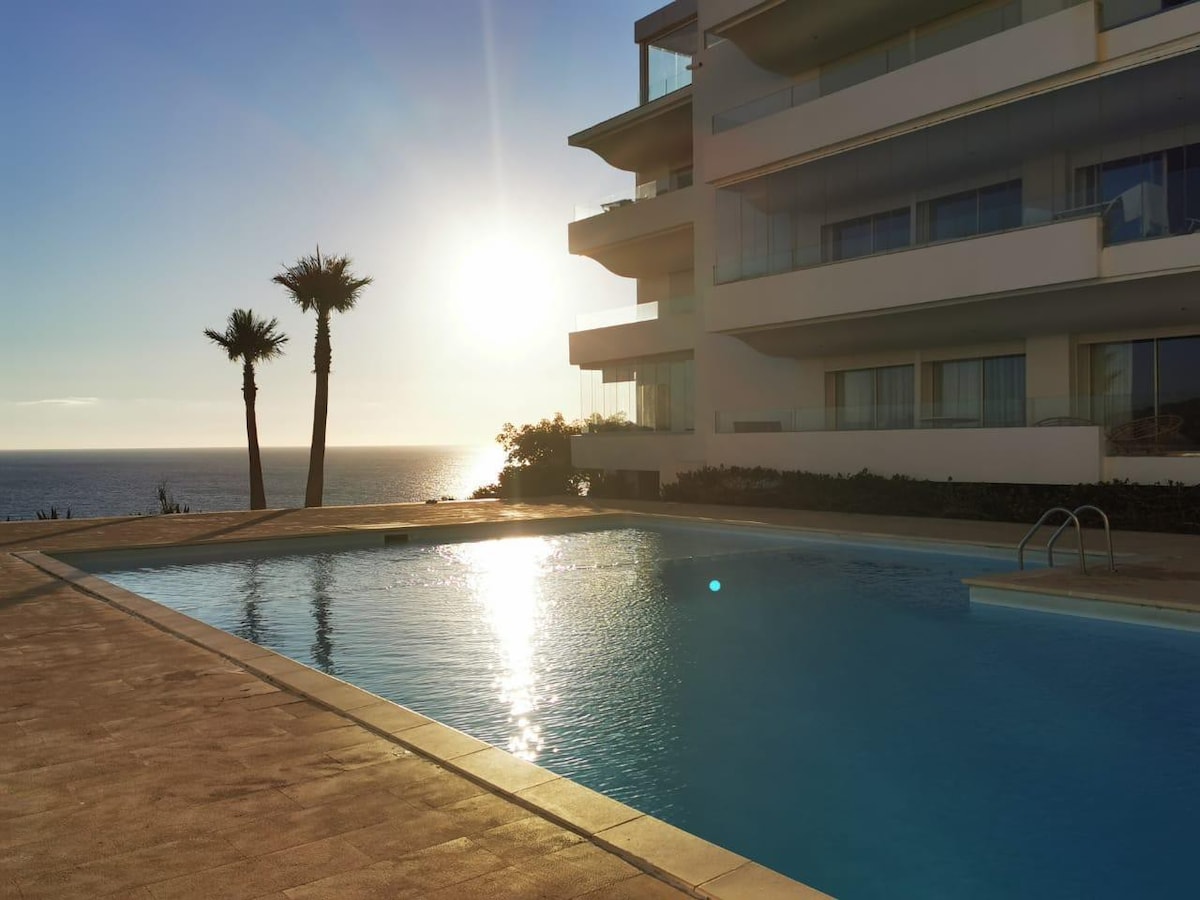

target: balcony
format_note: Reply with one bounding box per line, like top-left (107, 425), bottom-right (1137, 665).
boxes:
top-left (568, 86), bottom-right (692, 174)
top-left (569, 185), bottom-right (695, 278)
top-left (1102, 0), bottom-right (1200, 58)
top-left (705, 0), bottom-right (979, 75)
top-left (708, 216), bottom-right (1102, 336)
top-left (706, 2), bottom-right (1096, 179)
top-left (569, 298), bottom-right (696, 366)
top-left (705, 424), bottom-right (1104, 484)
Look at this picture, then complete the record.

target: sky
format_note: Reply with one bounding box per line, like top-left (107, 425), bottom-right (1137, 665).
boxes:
top-left (0, 0), bottom-right (663, 450)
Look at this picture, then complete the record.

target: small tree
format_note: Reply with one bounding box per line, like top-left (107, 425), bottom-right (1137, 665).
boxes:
top-left (473, 413), bottom-right (593, 498)
top-left (204, 308), bottom-right (288, 509)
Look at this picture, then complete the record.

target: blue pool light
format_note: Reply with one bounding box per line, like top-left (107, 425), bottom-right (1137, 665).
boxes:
top-left (709, 579), bottom-right (721, 592)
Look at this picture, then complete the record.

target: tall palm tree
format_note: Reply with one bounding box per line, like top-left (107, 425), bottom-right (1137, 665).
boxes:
top-left (272, 248), bottom-right (372, 507)
top-left (204, 309), bottom-right (288, 510)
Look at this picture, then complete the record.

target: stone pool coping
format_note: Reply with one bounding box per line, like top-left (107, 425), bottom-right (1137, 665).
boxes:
top-left (17, 540), bottom-right (832, 900)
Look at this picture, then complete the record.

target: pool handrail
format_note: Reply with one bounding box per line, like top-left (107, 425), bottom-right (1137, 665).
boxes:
top-left (1017, 507), bottom-right (1086, 572)
top-left (1045, 505), bottom-right (1117, 573)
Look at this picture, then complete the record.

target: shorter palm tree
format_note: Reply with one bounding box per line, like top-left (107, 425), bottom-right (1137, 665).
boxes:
top-left (204, 309), bottom-right (288, 510)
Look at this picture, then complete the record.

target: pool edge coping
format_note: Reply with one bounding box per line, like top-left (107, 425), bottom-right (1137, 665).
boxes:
top-left (14, 547), bottom-right (835, 900)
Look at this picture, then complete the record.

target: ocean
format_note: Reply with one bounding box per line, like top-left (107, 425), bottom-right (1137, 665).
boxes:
top-left (0, 446), bottom-right (506, 520)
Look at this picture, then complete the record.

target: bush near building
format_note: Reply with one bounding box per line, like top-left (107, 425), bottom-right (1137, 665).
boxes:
top-left (661, 466), bottom-right (1200, 534)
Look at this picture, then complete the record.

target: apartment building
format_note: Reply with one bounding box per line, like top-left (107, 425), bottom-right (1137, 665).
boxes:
top-left (567, 0), bottom-right (1200, 494)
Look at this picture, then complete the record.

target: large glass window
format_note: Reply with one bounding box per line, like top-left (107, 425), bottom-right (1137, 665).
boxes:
top-left (642, 19), bottom-right (697, 103)
top-left (1090, 336), bottom-right (1200, 450)
top-left (581, 356), bottom-right (694, 433)
top-left (834, 365), bottom-right (914, 430)
top-left (925, 180), bottom-right (1023, 243)
top-left (827, 208), bottom-right (911, 261)
top-left (1076, 141), bottom-right (1200, 244)
top-left (928, 355), bottom-right (1026, 427)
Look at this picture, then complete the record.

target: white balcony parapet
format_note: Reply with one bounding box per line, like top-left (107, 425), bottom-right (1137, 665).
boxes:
top-left (574, 171), bottom-right (695, 222)
top-left (711, 0), bottom-right (1087, 134)
top-left (574, 296), bottom-right (695, 332)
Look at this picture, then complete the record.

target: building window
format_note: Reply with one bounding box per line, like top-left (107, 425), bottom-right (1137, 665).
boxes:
top-left (826, 208), bottom-right (911, 261)
top-left (641, 19), bottom-right (697, 103)
top-left (1090, 336), bottom-right (1200, 450)
top-left (1075, 141), bottom-right (1200, 245)
top-left (833, 365), bottom-right (914, 430)
top-left (581, 355), bottom-right (694, 433)
top-left (928, 355), bottom-right (1026, 427)
top-left (924, 180), bottom-right (1023, 243)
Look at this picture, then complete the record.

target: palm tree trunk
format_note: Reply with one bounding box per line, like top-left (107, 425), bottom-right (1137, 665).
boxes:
top-left (243, 361), bottom-right (267, 510)
top-left (306, 312), bottom-right (331, 507)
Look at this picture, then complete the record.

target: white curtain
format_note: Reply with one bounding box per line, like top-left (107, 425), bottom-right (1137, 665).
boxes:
top-left (837, 370), bottom-right (875, 430)
top-left (1091, 343), bottom-right (1133, 426)
top-left (936, 360), bottom-right (982, 424)
top-left (983, 356), bottom-right (1026, 427)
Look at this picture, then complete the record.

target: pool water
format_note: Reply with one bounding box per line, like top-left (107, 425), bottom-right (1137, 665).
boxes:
top-left (89, 524), bottom-right (1200, 900)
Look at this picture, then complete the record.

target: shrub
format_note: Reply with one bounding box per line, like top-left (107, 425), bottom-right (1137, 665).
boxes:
top-left (661, 466), bottom-right (1200, 534)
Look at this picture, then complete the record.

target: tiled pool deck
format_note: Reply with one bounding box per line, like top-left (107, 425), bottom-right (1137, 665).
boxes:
top-left (3, 498), bottom-right (1198, 898)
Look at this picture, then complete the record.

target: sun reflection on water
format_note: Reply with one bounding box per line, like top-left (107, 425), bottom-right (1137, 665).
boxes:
top-left (453, 536), bottom-right (555, 761)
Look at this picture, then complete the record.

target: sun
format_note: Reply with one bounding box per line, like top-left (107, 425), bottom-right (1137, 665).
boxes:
top-left (445, 227), bottom-right (561, 346)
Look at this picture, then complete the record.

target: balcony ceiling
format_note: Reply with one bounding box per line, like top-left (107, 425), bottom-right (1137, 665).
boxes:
top-left (568, 88), bottom-right (693, 173)
top-left (729, 271), bottom-right (1200, 358)
top-left (713, 0), bottom-right (982, 75)
top-left (577, 225), bottom-right (693, 279)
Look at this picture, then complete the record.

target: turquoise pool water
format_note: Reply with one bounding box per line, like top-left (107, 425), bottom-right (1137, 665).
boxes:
top-left (88, 524), bottom-right (1200, 899)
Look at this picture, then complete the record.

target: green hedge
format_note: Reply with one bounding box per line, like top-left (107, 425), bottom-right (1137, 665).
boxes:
top-left (660, 466), bottom-right (1200, 534)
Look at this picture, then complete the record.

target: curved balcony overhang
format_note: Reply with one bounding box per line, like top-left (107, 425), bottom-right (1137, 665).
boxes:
top-left (568, 87), bottom-right (693, 173)
top-left (569, 185), bottom-right (695, 278)
top-left (573, 225), bottom-right (694, 279)
top-left (709, 0), bottom-right (979, 75)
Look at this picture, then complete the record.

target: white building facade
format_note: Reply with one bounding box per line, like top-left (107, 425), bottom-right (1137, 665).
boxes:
top-left (568, 0), bottom-right (1200, 494)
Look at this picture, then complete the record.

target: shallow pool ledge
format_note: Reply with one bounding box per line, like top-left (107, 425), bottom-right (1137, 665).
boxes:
top-left (966, 567), bottom-right (1200, 633)
top-left (19, 549), bottom-right (835, 900)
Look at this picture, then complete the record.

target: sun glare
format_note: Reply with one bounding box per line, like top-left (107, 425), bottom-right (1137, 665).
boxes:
top-left (445, 227), bottom-right (561, 346)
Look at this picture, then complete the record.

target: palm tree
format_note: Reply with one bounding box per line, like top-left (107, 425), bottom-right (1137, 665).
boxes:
top-left (272, 248), bottom-right (372, 507)
top-left (204, 309), bottom-right (288, 510)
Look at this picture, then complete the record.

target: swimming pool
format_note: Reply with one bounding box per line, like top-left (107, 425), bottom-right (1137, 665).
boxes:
top-left (83, 522), bottom-right (1200, 900)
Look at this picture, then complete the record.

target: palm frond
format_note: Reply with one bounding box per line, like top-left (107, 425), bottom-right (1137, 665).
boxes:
top-left (272, 247), bottom-right (373, 316)
top-left (204, 309), bottom-right (289, 364)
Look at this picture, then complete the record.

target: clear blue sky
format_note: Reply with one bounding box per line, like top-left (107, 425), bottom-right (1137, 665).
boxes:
top-left (0, 0), bottom-right (660, 449)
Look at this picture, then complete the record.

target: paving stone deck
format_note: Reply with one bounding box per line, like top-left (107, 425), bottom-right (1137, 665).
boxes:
top-left (3, 498), bottom-right (1197, 898)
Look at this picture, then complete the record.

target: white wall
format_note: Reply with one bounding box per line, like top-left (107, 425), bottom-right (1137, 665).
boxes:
top-left (707, 217), bottom-right (1101, 332)
top-left (703, 3), bottom-right (1097, 184)
top-left (708, 426), bottom-right (1106, 483)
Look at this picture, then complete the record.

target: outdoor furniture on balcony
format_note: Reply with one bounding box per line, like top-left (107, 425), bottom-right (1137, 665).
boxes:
top-left (1034, 416), bottom-right (1095, 426)
top-left (1106, 414), bottom-right (1184, 454)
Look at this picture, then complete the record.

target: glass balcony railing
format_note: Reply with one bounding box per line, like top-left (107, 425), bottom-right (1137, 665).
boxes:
top-left (714, 398), bottom-right (1098, 434)
top-left (573, 170), bottom-right (694, 221)
top-left (714, 179), bottom-right (1200, 286)
top-left (715, 396), bottom-right (1200, 453)
top-left (1102, 0), bottom-right (1200, 30)
top-left (714, 203), bottom-right (1103, 285)
top-left (712, 0), bottom-right (1086, 134)
top-left (574, 296), bottom-right (695, 331)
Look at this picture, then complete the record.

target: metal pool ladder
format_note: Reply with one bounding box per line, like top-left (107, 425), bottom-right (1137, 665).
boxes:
top-left (1017, 505), bottom-right (1116, 573)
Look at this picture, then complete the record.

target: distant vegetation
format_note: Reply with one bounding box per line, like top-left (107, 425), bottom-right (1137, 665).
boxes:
top-left (273, 248), bottom-right (373, 509)
top-left (155, 480), bottom-right (190, 515)
top-left (36, 506), bottom-right (71, 520)
top-left (204, 308), bottom-right (288, 510)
